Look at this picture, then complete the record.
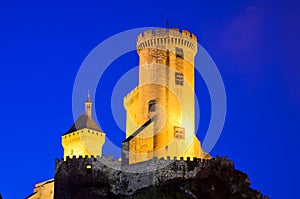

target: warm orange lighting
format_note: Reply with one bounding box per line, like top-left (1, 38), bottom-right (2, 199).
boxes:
top-left (86, 164), bottom-right (92, 169)
top-left (62, 94), bottom-right (106, 161)
top-left (123, 28), bottom-right (209, 164)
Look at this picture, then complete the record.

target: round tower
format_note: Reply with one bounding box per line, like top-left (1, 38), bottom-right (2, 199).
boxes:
top-left (123, 28), bottom-right (206, 164)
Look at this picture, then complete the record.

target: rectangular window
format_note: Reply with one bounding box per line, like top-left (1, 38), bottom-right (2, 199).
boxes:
top-left (176, 47), bottom-right (184, 58)
top-left (174, 126), bottom-right (185, 139)
top-left (175, 72), bottom-right (184, 86)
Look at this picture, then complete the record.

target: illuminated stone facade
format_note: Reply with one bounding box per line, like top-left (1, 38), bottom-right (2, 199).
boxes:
top-left (123, 28), bottom-right (208, 164)
top-left (62, 94), bottom-right (106, 160)
top-left (26, 179), bottom-right (54, 199)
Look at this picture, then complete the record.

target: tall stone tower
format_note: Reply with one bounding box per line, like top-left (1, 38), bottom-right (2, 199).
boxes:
top-left (122, 28), bottom-right (207, 165)
top-left (62, 93), bottom-right (105, 160)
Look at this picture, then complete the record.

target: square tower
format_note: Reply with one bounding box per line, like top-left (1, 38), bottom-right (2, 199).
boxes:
top-left (62, 94), bottom-right (105, 160)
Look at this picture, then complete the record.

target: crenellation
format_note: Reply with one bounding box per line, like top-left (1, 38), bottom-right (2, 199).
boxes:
top-left (181, 29), bottom-right (190, 37)
top-left (124, 86), bottom-right (139, 101)
top-left (54, 154), bottom-right (242, 198)
top-left (138, 28), bottom-right (196, 41)
top-left (155, 28), bottom-right (166, 34)
top-left (191, 33), bottom-right (197, 41)
top-left (136, 28), bottom-right (197, 57)
top-left (137, 33), bottom-right (143, 40)
top-left (169, 28), bottom-right (180, 35)
top-left (144, 29), bottom-right (153, 36)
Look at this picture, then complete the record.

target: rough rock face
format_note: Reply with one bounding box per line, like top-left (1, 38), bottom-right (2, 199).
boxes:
top-left (54, 156), bottom-right (268, 199)
top-left (121, 167), bottom-right (268, 199)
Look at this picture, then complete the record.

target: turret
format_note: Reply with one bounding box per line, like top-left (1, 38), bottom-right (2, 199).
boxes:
top-left (62, 93), bottom-right (106, 160)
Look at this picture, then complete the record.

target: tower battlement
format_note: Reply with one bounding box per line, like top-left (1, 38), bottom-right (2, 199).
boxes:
top-left (123, 86), bottom-right (139, 108)
top-left (56, 154), bottom-right (122, 164)
top-left (137, 28), bottom-right (197, 55)
top-left (55, 154), bottom-right (217, 168)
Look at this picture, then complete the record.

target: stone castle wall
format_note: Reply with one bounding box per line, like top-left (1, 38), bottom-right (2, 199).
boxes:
top-left (62, 128), bottom-right (105, 160)
top-left (54, 155), bottom-right (234, 198)
top-left (26, 179), bottom-right (54, 199)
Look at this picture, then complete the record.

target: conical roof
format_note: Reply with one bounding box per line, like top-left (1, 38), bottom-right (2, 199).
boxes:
top-left (64, 113), bottom-right (101, 135)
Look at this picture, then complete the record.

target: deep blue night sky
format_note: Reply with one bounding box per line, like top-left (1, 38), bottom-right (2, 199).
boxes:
top-left (0, 1), bottom-right (299, 198)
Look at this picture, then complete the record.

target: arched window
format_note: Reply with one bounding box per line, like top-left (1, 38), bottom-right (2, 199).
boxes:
top-left (148, 99), bottom-right (156, 113)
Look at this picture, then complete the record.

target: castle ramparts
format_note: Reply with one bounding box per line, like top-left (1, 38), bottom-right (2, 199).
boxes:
top-left (136, 28), bottom-right (197, 55)
top-left (54, 155), bottom-right (235, 198)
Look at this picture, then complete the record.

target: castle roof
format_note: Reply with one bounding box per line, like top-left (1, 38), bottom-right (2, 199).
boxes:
top-left (64, 113), bottom-right (101, 135)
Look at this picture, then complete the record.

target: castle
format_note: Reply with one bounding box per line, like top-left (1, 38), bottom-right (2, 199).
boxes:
top-left (26, 28), bottom-right (267, 199)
